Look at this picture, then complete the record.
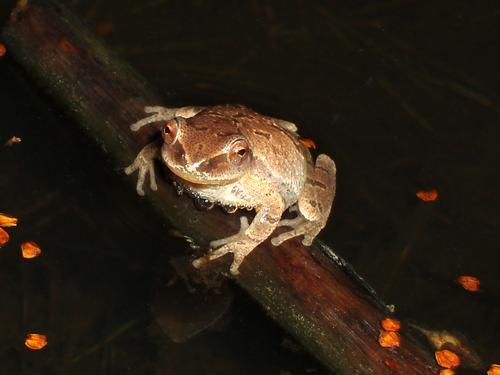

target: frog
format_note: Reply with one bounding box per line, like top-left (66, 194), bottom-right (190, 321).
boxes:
top-left (125, 104), bottom-right (336, 275)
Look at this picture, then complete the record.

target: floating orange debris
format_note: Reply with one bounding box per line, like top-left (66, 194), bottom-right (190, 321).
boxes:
top-left (378, 330), bottom-right (400, 348)
top-left (4, 136), bottom-right (22, 146)
top-left (439, 369), bottom-right (455, 375)
top-left (488, 364), bottom-right (500, 375)
top-left (435, 349), bottom-right (460, 369)
top-left (0, 227), bottom-right (9, 245)
top-left (0, 213), bottom-right (17, 227)
top-left (416, 189), bottom-right (438, 202)
top-left (25, 333), bottom-right (47, 350)
top-left (21, 241), bottom-right (42, 259)
top-left (457, 275), bottom-right (480, 292)
top-left (381, 318), bottom-right (401, 332)
top-left (299, 137), bottom-right (316, 149)
top-left (0, 42), bottom-right (6, 57)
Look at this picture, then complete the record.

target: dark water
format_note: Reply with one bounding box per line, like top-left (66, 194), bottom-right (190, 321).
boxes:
top-left (0, 1), bottom-right (498, 374)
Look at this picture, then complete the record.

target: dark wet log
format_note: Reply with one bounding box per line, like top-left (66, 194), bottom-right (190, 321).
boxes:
top-left (2, 1), bottom-right (440, 373)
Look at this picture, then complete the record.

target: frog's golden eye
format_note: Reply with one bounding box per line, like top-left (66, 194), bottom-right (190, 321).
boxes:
top-left (228, 139), bottom-right (250, 165)
top-left (162, 118), bottom-right (179, 144)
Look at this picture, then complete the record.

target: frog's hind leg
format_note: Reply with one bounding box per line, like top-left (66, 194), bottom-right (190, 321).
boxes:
top-left (130, 106), bottom-right (205, 131)
top-left (194, 191), bottom-right (285, 275)
top-left (271, 154), bottom-right (336, 246)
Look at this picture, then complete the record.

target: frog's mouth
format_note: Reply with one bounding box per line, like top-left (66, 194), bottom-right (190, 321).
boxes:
top-left (166, 163), bottom-right (241, 186)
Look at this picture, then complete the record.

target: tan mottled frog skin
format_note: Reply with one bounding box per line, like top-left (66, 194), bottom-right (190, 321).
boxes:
top-left (125, 105), bottom-right (336, 274)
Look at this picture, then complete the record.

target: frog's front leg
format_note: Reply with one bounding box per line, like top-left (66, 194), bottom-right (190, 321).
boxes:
top-left (193, 198), bottom-right (285, 275)
top-left (124, 142), bottom-right (160, 196)
top-left (271, 154), bottom-right (336, 246)
top-left (130, 105), bottom-right (205, 131)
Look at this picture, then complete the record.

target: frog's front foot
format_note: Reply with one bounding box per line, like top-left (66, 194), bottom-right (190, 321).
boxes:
top-left (192, 216), bottom-right (254, 275)
top-left (124, 142), bottom-right (159, 196)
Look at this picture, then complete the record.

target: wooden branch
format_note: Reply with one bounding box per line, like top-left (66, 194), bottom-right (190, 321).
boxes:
top-left (2, 1), bottom-right (440, 373)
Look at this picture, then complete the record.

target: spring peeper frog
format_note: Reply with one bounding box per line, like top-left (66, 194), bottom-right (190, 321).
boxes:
top-left (125, 105), bottom-right (336, 274)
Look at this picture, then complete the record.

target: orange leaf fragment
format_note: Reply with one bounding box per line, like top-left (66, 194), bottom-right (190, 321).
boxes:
top-left (4, 136), bottom-right (22, 146)
top-left (299, 137), bottom-right (317, 149)
top-left (435, 349), bottom-right (460, 369)
top-left (488, 364), bottom-right (500, 375)
top-left (0, 42), bottom-right (6, 57)
top-left (378, 331), bottom-right (400, 348)
top-left (21, 241), bottom-right (42, 259)
top-left (0, 213), bottom-right (17, 227)
top-left (416, 189), bottom-right (438, 202)
top-left (457, 275), bottom-right (480, 292)
top-left (0, 227), bottom-right (9, 245)
top-left (381, 318), bottom-right (401, 332)
top-left (439, 369), bottom-right (455, 375)
top-left (25, 333), bottom-right (47, 350)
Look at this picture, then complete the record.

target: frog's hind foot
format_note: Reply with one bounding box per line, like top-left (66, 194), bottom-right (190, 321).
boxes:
top-left (124, 142), bottom-right (159, 196)
top-left (192, 216), bottom-right (253, 275)
top-left (271, 216), bottom-right (321, 247)
top-left (209, 216), bottom-right (250, 248)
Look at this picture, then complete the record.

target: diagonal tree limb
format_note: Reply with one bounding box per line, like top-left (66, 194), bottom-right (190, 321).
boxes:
top-left (2, 1), bottom-right (440, 373)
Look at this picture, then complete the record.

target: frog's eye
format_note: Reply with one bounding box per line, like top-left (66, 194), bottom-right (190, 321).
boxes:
top-left (228, 139), bottom-right (250, 165)
top-left (162, 118), bottom-right (179, 144)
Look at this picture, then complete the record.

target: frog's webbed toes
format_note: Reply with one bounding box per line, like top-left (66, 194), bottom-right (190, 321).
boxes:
top-left (193, 216), bottom-right (253, 275)
top-left (192, 241), bottom-right (254, 275)
top-left (209, 216), bottom-right (249, 248)
top-left (271, 218), bottom-right (321, 247)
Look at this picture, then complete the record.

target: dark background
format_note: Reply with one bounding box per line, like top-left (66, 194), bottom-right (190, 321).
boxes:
top-left (0, 1), bottom-right (498, 374)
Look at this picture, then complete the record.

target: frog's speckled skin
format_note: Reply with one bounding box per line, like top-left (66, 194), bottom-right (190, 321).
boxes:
top-left (125, 105), bottom-right (336, 274)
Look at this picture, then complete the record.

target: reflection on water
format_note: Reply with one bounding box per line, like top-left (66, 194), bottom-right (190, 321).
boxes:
top-left (0, 1), bottom-right (498, 374)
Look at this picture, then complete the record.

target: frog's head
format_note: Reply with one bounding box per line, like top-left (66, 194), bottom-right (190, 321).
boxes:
top-left (160, 115), bottom-right (252, 185)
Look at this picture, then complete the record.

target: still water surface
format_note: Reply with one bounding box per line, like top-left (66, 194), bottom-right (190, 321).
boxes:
top-left (0, 1), bottom-right (498, 374)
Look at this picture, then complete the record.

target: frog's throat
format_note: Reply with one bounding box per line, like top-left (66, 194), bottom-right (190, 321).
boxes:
top-left (171, 177), bottom-right (254, 213)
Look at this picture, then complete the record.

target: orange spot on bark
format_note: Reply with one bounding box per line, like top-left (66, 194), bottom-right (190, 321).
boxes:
top-left (59, 37), bottom-right (80, 56)
top-left (457, 275), bottom-right (480, 292)
top-left (96, 22), bottom-right (114, 36)
top-left (380, 318), bottom-right (401, 332)
top-left (378, 331), bottom-right (400, 348)
top-left (0, 213), bottom-right (17, 227)
top-left (25, 333), bottom-right (47, 350)
top-left (0, 43), bottom-right (6, 57)
top-left (383, 358), bottom-right (399, 371)
top-left (416, 189), bottom-right (438, 202)
top-left (0, 227), bottom-right (9, 245)
top-left (439, 369), bottom-right (455, 375)
top-left (488, 364), bottom-right (500, 375)
top-left (299, 137), bottom-right (316, 149)
top-left (21, 241), bottom-right (42, 259)
top-left (435, 349), bottom-right (460, 369)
